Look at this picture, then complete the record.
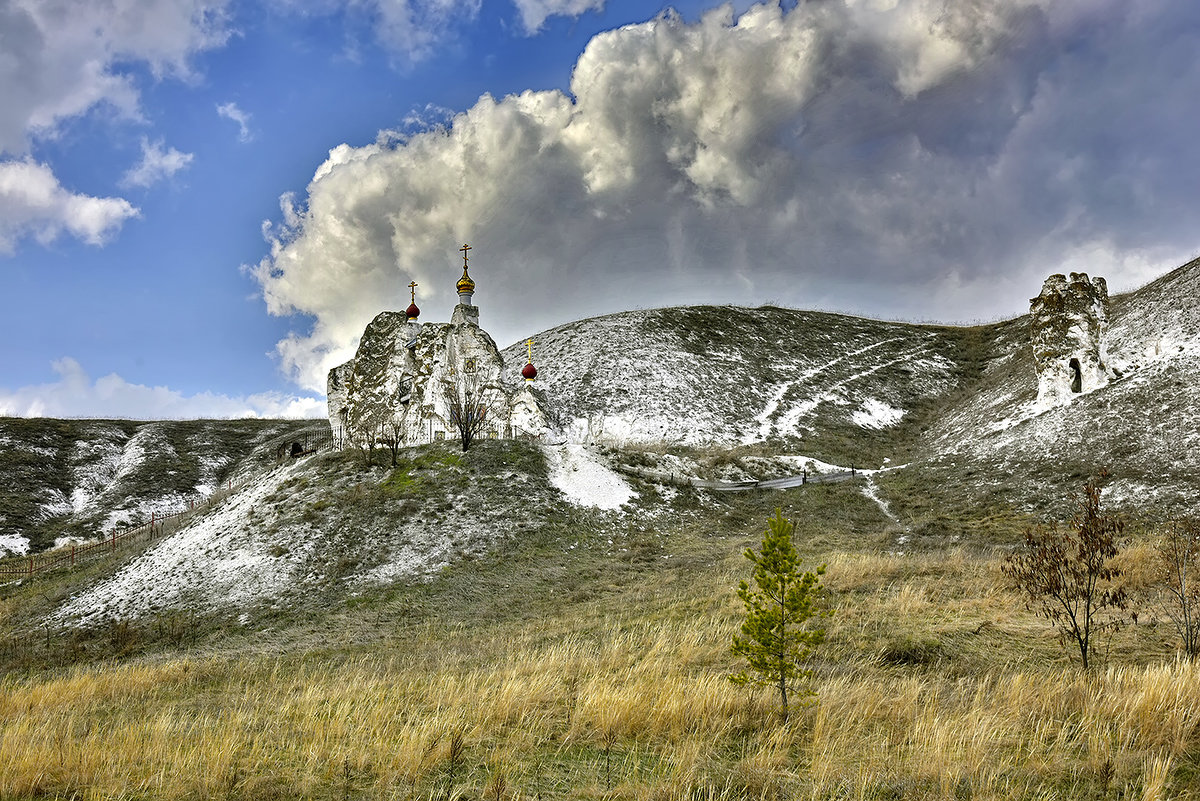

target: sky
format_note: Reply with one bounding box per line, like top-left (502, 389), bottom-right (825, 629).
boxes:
top-left (1, 0), bottom-right (1199, 419)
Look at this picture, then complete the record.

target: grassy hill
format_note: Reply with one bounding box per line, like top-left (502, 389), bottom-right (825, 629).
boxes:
top-left (0, 418), bottom-right (325, 555)
top-left (0, 450), bottom-right (1194, 799)
top-left (2, 260), bottom-right (1200, 798)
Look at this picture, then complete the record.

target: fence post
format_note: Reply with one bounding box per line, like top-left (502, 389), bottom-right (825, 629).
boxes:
top-left (28, 557), bottom-right (33, 576)
top-left (71, 546), bottom-right (75, 566)
top-left (111, 530), bottom-right (116, 551)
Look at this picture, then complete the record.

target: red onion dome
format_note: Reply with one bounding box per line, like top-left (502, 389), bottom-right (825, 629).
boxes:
top-left (521, 362), bottom-right (537, 380)
top-left (405, 302), bottom-right (420, 320)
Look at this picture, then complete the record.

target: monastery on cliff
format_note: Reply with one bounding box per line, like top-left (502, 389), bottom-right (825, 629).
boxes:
top-left (327, 246), bottom-right (551, 448)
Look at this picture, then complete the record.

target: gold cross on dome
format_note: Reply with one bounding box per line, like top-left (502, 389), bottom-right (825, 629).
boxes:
top-left (459, 243), bottom-right (471, 267)
top-left (526, 338), bottom-right (534, 361)
top-left (408, 281), bottom-right (418, 303)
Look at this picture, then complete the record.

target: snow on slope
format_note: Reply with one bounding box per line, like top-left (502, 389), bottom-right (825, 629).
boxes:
top-left (924, 259), bottom-right (1200, 510)
top-left (0, 419), bottom-right (319, 555)
top-left (55, 460), bottom-right (311, 625)
top-left (502, 305), bottom-right (965, 453)
top-left (52, 439), bottom-right (568, 623)
top-left (543, 443), bottom-right (634, 510)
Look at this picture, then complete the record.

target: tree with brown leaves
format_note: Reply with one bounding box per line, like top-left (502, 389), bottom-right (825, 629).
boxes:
top-left (1003, 479), bottom-right (1128, 669)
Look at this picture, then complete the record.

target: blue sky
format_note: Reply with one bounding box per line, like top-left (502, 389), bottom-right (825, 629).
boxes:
top-left (2, 0), bottom-right (1199, 418)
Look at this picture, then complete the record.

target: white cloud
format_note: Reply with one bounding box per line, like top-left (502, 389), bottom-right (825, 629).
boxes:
top-left (0, 159), bottom-right (139, 252)
top-left (216, 101), bottom-right (253, 142)
top-left (120, 137), bottom-right (195, 188)
top-left (0, 358), bottom-right (325, 419)
top-left (0, 0), bottom-right (232, 157)
top-left (256, 0), bottom-right (1200, 394)
top-left (512, 0), bottom-right (604, 34)
top-left (269, 0), bottom-right (482, 63)
top-left (0, 0), bottom-right (229, 254)
top-left (371, 0), bottom-right (482, 60)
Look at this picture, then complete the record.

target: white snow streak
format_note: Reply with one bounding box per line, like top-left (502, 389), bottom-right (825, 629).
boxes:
top-left (0, 534), bottom-right (28, 556)
top-left (543, 443), bottom-right (633, 510)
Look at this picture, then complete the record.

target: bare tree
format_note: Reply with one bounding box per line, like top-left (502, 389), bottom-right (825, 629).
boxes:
top-left (1153, 517), bottom-right (1200, 659)
top-left (380, 411), bottom-right (407, 467)
top-left (343, 374), bottom-right (383, 467)
top-left (1003, 479), bottom-right (1128, 669)
top-left (442, 371), bottom-right (495, 452)
top-left (346, 420), bottom-right (377, 467)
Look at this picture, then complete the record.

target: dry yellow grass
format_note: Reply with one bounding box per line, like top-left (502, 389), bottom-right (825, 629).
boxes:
top-left (1, 547), bottom-right (1196, 800)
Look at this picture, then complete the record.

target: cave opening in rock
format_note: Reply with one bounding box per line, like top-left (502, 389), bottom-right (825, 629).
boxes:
top-left (1069, 358), bottom-right (1082, 393)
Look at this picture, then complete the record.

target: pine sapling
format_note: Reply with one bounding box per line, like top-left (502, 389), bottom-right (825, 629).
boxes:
top-left (731, 508), bottom-right (827, 723)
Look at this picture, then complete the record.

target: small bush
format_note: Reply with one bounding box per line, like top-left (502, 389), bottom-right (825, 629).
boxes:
top-left (879, 634), bottom-right (944, 666)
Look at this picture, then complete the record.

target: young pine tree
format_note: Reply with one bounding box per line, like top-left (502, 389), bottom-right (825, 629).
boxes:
top-left (731, 509), bottom-right (826, 722)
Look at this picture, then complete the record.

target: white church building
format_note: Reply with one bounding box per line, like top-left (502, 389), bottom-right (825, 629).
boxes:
top-left (327, 246), bottom-right (551, 448)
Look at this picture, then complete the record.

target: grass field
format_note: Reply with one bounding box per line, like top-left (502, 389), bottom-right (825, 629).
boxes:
top-left (1, 466), bottom-right (1197, 800)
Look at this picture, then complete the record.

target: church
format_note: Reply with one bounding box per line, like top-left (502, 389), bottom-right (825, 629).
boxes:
top-left (327, 246), bottom-right (552, 449)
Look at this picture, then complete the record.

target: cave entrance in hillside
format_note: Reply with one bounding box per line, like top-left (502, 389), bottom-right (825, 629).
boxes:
top-left (290, 441), bottom-right (304, 457)
top-left (1069, 358), bottom-right (1082, 393)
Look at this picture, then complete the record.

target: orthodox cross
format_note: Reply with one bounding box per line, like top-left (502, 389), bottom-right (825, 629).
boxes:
top-left (459, 243), bottom-right (471, 268)
top-left (526, 338), bottom-right (535, 362)
top-left (408, 281), bottom-right (418, 303)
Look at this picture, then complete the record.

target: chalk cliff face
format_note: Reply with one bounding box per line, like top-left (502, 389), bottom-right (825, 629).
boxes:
top-left (327, 306), bottom-right (550, 448)
top-left (1029, 272), bottom-right (1110, 408)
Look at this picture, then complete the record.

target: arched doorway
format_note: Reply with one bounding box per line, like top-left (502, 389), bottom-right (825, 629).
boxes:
top-left (1069, 358), bottom-right (1082, 393)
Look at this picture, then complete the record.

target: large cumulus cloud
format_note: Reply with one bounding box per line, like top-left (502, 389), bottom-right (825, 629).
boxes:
top-left (256, 0), bottom-right (1200, 393)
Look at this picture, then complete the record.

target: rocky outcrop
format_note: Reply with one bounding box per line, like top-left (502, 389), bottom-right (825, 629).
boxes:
top-left (1030, 272), bottom-right (1110, 407)
top-left (327, 304), bottom-right (552, 448)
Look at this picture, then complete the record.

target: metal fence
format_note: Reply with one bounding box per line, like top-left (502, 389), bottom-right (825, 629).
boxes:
top-left (616, 465), bottom-right (861, 492)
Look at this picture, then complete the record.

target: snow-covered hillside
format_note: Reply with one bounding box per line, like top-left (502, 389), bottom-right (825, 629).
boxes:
top-left (50, 439), bottom-right (565, 624)
top-left (0, 418), bottom-right (324, 556)
top-left (501, 305), bottom-right (975, 462)
top-left (924, 258), bottom-right (1200, 511)
top-left (6, 258), bottom-right (1200, 628)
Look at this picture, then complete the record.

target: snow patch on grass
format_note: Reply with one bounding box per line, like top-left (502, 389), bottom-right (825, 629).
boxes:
top-left (861, 475), bottom-right (898, 522)
top-left (852, 399), bottom-right (905, 429)
top-left (0, 534), bottom-right (28, 556)
top-left (543, 444), bottom-right (634, 510)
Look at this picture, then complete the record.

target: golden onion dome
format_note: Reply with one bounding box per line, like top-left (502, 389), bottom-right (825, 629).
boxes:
top-left (457, 267), bottom-right (475, 294)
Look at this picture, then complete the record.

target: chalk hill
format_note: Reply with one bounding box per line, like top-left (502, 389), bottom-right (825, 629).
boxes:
top-left (499, 258), bottom-right (1200, 510)
top-left (0, 418), bottom-right (322, 555)
top-left (2, 258), bottom-right (1198, 626)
